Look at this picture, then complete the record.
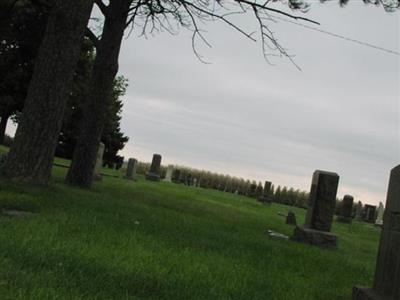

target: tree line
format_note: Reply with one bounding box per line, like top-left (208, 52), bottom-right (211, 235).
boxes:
top-left (135, 161), bottom-right (370, 214)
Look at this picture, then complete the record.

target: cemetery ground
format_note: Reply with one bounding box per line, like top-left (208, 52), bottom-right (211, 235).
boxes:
top-left (0, 146), bottom-right (381, 299)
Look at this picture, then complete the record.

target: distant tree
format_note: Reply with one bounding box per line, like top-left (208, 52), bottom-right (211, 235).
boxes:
top-left (101, 77), bottom-right (130, 168)
top-left (274, 186), bottom-right (282, 203)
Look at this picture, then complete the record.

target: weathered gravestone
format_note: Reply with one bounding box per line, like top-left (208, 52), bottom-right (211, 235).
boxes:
top-left (125, 158), bottom-right (138, 180)
top-left (355, 201), bottom-right (363, 220)
top-left (337, 194), bottom-right (354, 223)
top-left (363, 204), bottom-right (377, 223)
top-left (375, 202), bottom-right (384, 227)
top-left (145, 154), bottom-right (162, 181)
top-left (259, 181), bottom-right (272, 204)
top-left (172, 169), bottom-right (181, 183)
top-left (353, 165), bottom-right (400, 300)
top-left (291, 170), bottom-right (339, 249)
top-left (163, 165), bottom-right (173, 182)
top-left (249, 184), bottom-right (257, 198)
top-left (93, 142), bottom-right (105, 181)
top-left (186, 173), bottom-right (192, 186)
top-left (255, 183), bottom-right (263, 198)
top-left (286, 212), bottom-right (297, 226)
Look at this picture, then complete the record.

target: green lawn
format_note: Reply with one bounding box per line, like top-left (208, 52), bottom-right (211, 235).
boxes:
top-left (0, 146), bottom-right (380, 299)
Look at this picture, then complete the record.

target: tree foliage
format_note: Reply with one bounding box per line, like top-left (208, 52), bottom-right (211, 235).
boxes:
top-left (0, 0), bottom-right (47, 142)
top-left (0, 1), bottom-right (129, 168)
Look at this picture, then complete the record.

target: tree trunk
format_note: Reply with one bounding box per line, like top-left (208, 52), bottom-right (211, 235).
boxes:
top-left (66, 0), bottom-right (131, 187)
top-left (0, 113), bottom-right (9, 145)
top-left (2, 0), bottom-right (94, 185)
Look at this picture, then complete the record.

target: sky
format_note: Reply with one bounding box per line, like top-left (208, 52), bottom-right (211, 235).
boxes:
top-left (7, 1), bottom-right (400, 205)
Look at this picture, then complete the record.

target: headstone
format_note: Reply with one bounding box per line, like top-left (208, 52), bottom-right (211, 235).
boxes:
top-left (353, 165), bottom-right (400, 300)
top-left (286, 212), bottom-right (297, 226)
top-left (291, 170), bottom-right (339, 249)
top-left (255, 183), bottom-right (263, 198)
top-left (355, 201), bottom-right (363, 220)
top-left (337, 195), bottom-right (354, 223)
top-left (164, 165), bottom-right (173, 182)
top-left (186, 173), bottom-right (192, 186)
top-left (125, 158), bottom-right (138, 180)
top-left (93, 142), bottom-right (105, 181)
top-left (363, 204), bottom-right (377, 223)
top-left (259, 181), bottom-right (272, 204)
top-left (375, 202), bottom-right (384, 227)
top-left (249, 184), bottom-right (257, 198)
top-left (145, 154), bottom-right (162, 182)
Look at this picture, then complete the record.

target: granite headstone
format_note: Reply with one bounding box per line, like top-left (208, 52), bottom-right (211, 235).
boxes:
top-left (291, 170), bottom-right (339, 249)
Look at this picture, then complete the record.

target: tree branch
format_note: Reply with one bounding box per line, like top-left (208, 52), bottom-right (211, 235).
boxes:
top-left (95, 0), bottom-right (109, 16)
top-left (85, 28), bottom-right (99, 48)
top-left (236, 0), bottom-right (320, 25)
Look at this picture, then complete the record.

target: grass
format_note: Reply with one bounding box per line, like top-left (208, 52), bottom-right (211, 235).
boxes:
top-left (0, 145), bottom-right (380, 299)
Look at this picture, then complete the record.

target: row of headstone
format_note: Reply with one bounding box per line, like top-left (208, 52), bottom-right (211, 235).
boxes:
top-left (289, 169), bottom-right (387, 250)
top-left (334, 195), bottom-right (385, 226)
top-left (123, 154), bottom-right (163, 182)
top-left (126, 154), bottom-right (200, 186)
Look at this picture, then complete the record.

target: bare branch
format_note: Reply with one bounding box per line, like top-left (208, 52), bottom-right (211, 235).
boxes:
top-left (237, 0), bottom-right (320, 25)
top-left (85, 28), bottom-right (99, 48)
top-left (95, 0), bottom-right (109, 16)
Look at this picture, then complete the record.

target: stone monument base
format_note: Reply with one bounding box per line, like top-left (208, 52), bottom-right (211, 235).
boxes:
top-left (291, 226), bottom-right (337, 249)
top-left (145, 173), bottom-right (160, 182)
top-left (337, 216), bottom-right (352, 223)
top-left (352, 286), bottom-right (389, 300)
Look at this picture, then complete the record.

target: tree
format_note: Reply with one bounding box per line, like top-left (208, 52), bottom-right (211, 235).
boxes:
top-left (1, 0), bottom-right (94, 184)
top-left (66, 0), bottom-right (133, 187)
top-left (56, 47), bottom-right (129, 169)
top-left (101, 76), bottom-right (129, 168)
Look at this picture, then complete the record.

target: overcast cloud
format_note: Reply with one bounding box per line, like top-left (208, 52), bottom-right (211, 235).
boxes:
top-left (7, 1), bottom-right (399, 205)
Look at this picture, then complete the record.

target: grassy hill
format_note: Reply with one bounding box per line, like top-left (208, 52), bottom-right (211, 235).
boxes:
top-left (0, 145), bottom-right (380, 299)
